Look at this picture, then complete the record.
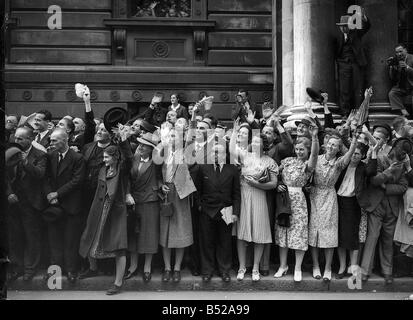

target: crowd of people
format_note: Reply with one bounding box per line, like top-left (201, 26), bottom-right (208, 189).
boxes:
top-left (4, 80), bottom-right (413, 295)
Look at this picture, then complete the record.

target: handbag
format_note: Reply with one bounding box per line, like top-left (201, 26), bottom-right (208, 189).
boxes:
top-left (257, 168), bottom-right (270, 183)
top-left (160, 193), bottom-right (174, 218)
top-left (275, 188), bottom-right (292, 228)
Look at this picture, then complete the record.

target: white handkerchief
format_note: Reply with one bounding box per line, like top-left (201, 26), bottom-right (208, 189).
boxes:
top-left (75, 83), bottom-right (88, 98)
top-left (221, 206), bottom-right (233, 225)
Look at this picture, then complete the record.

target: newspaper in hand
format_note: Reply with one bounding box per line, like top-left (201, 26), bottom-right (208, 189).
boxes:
top-left (221, 206), bottom-right (235, 225)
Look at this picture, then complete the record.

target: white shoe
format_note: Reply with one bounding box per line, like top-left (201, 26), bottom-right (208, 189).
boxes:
top-left (323, 270), bottom-right (332, 282)
top-left (237, 268), bottom-right (246, 281)
top-left (274, 266), bottom-right (289, 278)
top-left (252, 270), bottom-right (260, 282)
top-left (294, 270), bottom-right (302, 282)
top-left (312, 267), bottom-right (322, 280)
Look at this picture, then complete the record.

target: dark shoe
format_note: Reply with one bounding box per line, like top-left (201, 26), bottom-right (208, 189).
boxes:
top-left (79, 269), bottom-right (98, 280)
top-left (260, 270), bottom-right (270, 277)
top-left (143, 272), bottom-right (151, 282)
top-left (67, 272), bottom-right (77, 284)
top-left (335, 271), bottom-right (346, 280)
top-left (384, 275), bottom-right (393, 285)
top-left (7, 271), bottom-right (23, 282)
top-left (43, 272), bottom-right (53, 282)
top-left (172, 270), bottom-right (181, 282)
top-left (191, 269), bottom-right (200, 276)
top-left (202, 274), bottom-right (212, 282)
top-left (106, 284), bottom-right (122, 295)
top-left (162, 270), bottom-right (171, 282)
top-left (123, 269), bottom-right (137, 280)
top-left (222, 273), bottom-right (231, 283)
top-left (23, 273), bottom-right (35, 282)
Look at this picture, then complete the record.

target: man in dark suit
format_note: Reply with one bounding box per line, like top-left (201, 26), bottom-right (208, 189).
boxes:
top-left (231, 89), bottom-right (262, 126)
top-left (335, 10), bottom-right (371, 116)
top-left (359, 139), bottom-right (410, 284)
top-left (44, 128), bottom-right (85, 283)
top-left (195, 143), bottom-right (241, 282)
top-left (388, 44), bottom-right (413, 118)
top-left (32, 110), bottom-right (53, 149)
top-left (6, 126), bottom-right (47, 281)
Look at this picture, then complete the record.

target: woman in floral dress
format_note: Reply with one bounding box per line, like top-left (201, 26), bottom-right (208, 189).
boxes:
top-left (230, 128), bottom-right (278, 282)
top-left (309, 132), bottom-right (358, 281)
top-left (274, 128), bottom-right (319, 282)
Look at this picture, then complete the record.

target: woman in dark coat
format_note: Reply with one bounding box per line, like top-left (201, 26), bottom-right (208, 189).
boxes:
top-left (124, 133), bottom-right (162, 282)
top-left (79, 127), bottom-right (133, 295)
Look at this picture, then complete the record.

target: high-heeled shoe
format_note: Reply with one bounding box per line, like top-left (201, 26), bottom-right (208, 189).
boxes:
top-left (312, 267), bottom-right (322, 280)
top-left (237, 268), bottom-right (246, 281)
top-left (294, 270), bottom-right (302, 282)
top-left (252, 270), bottom-right (260, 282)
top-left (123, 269), bottom-right (137, 280)
top-left (143, 272), bottom-right (151, 282)
top-left (274, 266), bottom-right (289, 278)
top-left (323, 270), bottom-right (332, 282)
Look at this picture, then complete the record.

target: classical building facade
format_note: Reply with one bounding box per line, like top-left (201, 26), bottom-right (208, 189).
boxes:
top-left (3, 0), bottom-right (413, 123)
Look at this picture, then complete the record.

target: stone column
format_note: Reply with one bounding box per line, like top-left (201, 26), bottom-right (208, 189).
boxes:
top-left (281, 0), bottom-right (294, 107)
top-left (359, 0), bottom-right (398, 124)
top-left (282, 0), bottom-right (339, 125)
top-left (293, 0), bottom-right (337, 105)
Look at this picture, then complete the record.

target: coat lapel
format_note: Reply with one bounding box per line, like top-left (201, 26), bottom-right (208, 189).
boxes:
top-left (58, 150), bottom-right (71, 176)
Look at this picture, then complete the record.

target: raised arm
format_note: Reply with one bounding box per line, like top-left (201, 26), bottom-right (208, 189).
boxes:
top-left (307, 127), bottom-right (320, 172)
top-left (337, 132), bottom-right (358, 168)
top-left (83, 87), bottom-right (96, 145)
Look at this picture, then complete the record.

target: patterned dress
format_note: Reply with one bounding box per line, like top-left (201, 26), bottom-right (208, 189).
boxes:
top-left (275, 157), bottom-right (312, 251)
top-left (237, 153), bottom-right (278, 244)
top-left (308, 154), bottom-right (347, 248)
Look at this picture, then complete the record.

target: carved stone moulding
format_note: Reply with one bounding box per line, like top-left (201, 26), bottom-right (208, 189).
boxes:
top-left (22, 91), bottom-right (32, 101)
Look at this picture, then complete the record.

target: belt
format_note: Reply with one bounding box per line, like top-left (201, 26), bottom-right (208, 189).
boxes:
top-left (287, 186), bottom-right (302, 192)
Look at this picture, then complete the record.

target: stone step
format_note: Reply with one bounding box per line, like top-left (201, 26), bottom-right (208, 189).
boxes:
top-left (7, 269), bottom-right (413, 292)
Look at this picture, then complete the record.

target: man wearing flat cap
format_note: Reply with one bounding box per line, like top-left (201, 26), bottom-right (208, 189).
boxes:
top-left (335, 8), bottom-right (371, 116)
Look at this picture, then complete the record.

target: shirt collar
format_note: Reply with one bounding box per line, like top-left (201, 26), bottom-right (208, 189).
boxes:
top-left (59, 148), bottom-right (69, 159)
top-left (140, 157), bottom-right (150, 163)
top-left (171, 104), bottom-right (180, 112)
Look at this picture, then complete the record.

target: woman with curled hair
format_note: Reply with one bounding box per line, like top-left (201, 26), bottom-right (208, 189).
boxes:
top-left (274, 128), bottom-right (319, 282)
top-left (79, 127), bottom-right (133, 295)
top-left (335, 142), bottom-right (379, 279)
top-left (230, 128), bottom-right (278, 281)
top-left (309, 131), bottom-right (358, 281)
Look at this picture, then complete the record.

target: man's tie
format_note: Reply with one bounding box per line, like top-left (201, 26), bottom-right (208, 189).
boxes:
top-left (36, 134), bottom-right (41, 143)
top-left (215, 164), bottom-right (221, 177)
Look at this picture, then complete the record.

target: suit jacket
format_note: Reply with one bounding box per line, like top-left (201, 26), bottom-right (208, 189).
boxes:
top-left (358, 162), bottom-right (408, 216)
top-left (231, 101), bottom-right (262, 124)
top-left (335, 159), bottom-right (377, 203)
top-left (335, 17), bottom-right (371, 67)
top-left (389, 53), bottom-right (413, 88)
top-left (7, 147), bottom-right (48, 211)
top-left (169, 104), bottom-right (189, 120)
top-left (130, 156), bottom-right (163, 203)
top-left (144, 105), bottom-right (167, 127)
top-left (37, 130), bottom-right (52, 149)
top-left (44, 148), bottom-right (86, 216)
top-left (195, 164), bottom-right (241, 218)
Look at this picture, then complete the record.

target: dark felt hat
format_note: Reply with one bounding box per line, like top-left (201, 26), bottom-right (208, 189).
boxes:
top-left (306, 87), bottom-right (326, 105)
top-left (373, 124), bottom-right (392, 138)
top-left (103, 107), bottom-right (129, 132)
top-left (336, 15), bottom-right (351, 26)
top-left (140, 119), bottom-right (156, 133)
top-left (5, 143), bottom-right (24, 165)
top-left (42, 205), bottom-right (65, 223)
